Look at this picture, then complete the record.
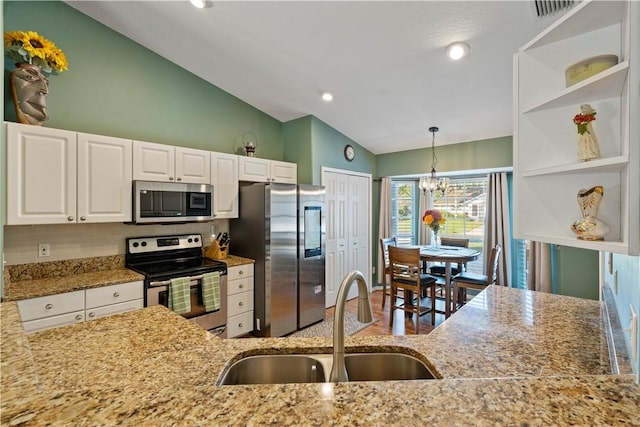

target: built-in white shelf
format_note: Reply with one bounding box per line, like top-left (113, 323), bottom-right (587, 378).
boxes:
top-left (521, 155), bottom-right (628, 177)
top-left (519, 233), bottom-right (627, 254)
top-left (521, 0), bottom-right (627, 52)
top-left (521, 62), bottom-right (628, 114)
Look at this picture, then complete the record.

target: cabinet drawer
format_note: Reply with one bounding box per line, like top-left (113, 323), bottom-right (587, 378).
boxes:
top-left (227, 311), bottom-right (253, 338)
top-left (17, 291), bottom-right (85, 322)
top-left (227, 291), bottom-right (253, 316)
top-left (86, 299), bottom-right (144, 321)
top-left (22, 310), bottom-right (85, 333)
top-left (227, 264), bottom-right (254, 281)
top-left (228, 277), bottom-right (254, 295)
top-left (86, 281), bottom-right (144, 309)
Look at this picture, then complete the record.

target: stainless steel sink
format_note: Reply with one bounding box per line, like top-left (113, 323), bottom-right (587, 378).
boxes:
top-left (218, 354), bottom-right (327, 385)
top-left (218, 352), bottom-right (436, 385)
top-left (344, 353), bottom-right (435, 381)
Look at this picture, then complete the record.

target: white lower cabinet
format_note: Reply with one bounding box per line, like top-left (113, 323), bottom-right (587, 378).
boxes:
top-left (226, 264), bottom-right (254, 338)
top-left (18, 291), bottom-right (85, 333)
top-left (85, 281), bottom-right (144, 321)
top-left (17, 281), bottom-right (144, 333)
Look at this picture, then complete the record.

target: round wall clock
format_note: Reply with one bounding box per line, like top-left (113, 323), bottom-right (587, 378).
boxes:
top-left (344, 144), bottom-right (355, 162)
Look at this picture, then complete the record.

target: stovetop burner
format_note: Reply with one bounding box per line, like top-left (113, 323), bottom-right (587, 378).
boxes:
top-left (125, 234), bottom-right (227, 281)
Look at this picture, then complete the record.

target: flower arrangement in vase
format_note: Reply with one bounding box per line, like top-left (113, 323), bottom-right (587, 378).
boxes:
top-left (423, 209), bottom-right (446, 246)
top-left (4, 30), bottom-right (68, 125)
top-left (573, 104), bottom-right (601, 162)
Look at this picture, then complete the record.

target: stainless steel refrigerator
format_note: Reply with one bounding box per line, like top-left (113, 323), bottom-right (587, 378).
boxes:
top-left (297, 184), bottom-right (326, 329)
top-left (231, 183), bottom-right (325, 337)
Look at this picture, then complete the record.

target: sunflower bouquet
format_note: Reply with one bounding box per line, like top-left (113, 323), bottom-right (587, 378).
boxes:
top-left (4, 30), bottom-right (68, 73)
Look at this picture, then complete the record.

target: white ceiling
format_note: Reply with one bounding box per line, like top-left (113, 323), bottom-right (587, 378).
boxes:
top-left (66, 1), bottom-right (565, 154)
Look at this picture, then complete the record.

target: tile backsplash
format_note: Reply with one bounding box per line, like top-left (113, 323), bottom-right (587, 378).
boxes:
top-left (3, 220), bottom-right (229, 265)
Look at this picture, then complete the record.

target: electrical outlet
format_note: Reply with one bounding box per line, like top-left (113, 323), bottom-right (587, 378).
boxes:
top-left (38, 243), bottom-right (50, 257)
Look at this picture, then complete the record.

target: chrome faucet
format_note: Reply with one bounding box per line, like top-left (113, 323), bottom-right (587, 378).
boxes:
top-left (329, 270), bottom-right (373, 383)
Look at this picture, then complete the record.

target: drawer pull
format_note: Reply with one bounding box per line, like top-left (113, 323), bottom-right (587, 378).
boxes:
top-left (45, 303), bottom-right (53, 310)
top-left (239, 284), bottom-right (244, 289)
top-left (113, 292), bottom-right (120, 298)
top-left (239, 270), bottom-right (244, 275)
top-left (238, 323), bottom-right (243, 328)
top-left (75, 314), bottom-right (83, 321)
top-left (88, 312), bottom-right (95, 318)
top-left (238, 301), bottom-right (244, 307)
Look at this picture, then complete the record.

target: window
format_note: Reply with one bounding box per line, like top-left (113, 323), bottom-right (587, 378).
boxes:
top-left (391, 181), bottom-right (417, 245)
top-left (432, 177), bottom-right (487, 274)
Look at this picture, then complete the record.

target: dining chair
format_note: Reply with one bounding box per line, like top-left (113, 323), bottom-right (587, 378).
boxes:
top-left (452, 244), bottom-right (502, 312)
top-left (428, 237), bottom-right (469, 277)
top-left (388, 246), bottom-right (438, 334)
top-left (379, 237), bottom-right (403, 309)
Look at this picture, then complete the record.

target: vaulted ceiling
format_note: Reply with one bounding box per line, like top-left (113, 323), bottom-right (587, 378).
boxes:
top-left (66, 1), bottom-right (564, 154)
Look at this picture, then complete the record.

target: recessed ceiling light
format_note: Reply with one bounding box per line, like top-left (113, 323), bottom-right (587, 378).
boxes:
top-left (322, 92), bottom-right (334, 102)
top-left (446, 42), bottom-right (470, 61)
top-left (190, 0), bottom-right (212, 9)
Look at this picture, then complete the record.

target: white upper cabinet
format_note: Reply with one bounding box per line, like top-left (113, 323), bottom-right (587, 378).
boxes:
top-left (514, 0), bottom-right (639, 255)
top-left (211, 152), bottom-right (239, 219)
top-left (238, 157), bottom-right (297, 183)
top-left (6, 123), bottom-right (132, 225)
top-left (77, 133), bottom-right (132, 223)
top-left (133, 140), bottom-right (210, 184)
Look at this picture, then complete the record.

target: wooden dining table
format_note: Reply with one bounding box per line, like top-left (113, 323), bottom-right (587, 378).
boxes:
top-left (408, 245), bottom-right (481, 318)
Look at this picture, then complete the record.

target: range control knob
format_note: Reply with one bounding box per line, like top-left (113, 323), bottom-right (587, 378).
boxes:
top-left (194, 237), bottom-right (199, 243)
top-left (188, 238), bottom-right (193, 243)
top-left (133, 242), bottom-right (139, 248)
top-left (141, 242), bottom-right (147, 247)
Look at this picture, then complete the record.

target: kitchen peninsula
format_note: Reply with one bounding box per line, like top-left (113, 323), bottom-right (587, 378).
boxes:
top-left (1, 285), bottom-right (638, 425)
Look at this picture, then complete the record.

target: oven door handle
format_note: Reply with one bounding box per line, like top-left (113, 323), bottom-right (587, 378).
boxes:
top-left (148, 274), bottom-right (205, 287)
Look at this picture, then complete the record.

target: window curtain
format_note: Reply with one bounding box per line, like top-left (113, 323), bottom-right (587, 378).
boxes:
top-left (418, 187), bottom-right (433, 245)
top-left (378, 177), bottom-right (392, 285)
top-left (484, 172), bottom-right (511, 286)
top-left (527, 241), bottom-right (552, 293)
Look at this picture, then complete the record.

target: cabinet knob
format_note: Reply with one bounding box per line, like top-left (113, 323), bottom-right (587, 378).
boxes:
top-left (239, 270), bottom-right (244, 275)
top-left (80, 216), bottom-right (87, 221)
top-left (45, 303), bottom-right (53, 310)
top-left (238, 301), bottom-right (244, 307)
top-left (238, 323), bottom-right (243, 328)
top-left (88, 312), bottom-right (95, 318)
top-left (239, 284), bottom-right (244, 289)
top-left (169, 176), bottom-right (174, 181)
top-left (67, 216), bottom-right (74, 222)
top-left (113, 292), bottom-right (120, 298)
top-left (75, 314), bottom-right (83, 321)
top-left (177, 177), bottom-right (182, 181)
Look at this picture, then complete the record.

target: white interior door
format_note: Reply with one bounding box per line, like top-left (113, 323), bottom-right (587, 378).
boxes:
top-left (322, 168), bottom-right (371, 307)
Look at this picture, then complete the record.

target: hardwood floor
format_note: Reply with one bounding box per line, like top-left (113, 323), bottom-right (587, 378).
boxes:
top-left (325, 288), bottom-right (450, 336)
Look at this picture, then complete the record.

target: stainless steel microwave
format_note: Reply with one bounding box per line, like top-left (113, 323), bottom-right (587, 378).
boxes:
top-left (133, 181), bottom-right (214, 224)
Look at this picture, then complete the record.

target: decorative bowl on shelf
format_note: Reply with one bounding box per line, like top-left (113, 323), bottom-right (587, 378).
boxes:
top-left (565, 54), bottom-right (618, 87)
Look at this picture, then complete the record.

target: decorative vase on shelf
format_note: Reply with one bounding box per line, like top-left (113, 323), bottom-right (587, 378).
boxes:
top-left (9, 63), bottom-right (50, 126)
top-left (573, 104), bottom-right (601, 162)
top-left (571, 186), bottom-right (609, 241)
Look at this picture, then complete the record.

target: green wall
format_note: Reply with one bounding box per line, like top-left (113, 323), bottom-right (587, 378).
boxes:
top-left (376, 135), bottom-right (513, 177)
top-left (551, 246), bottom-right (599, 300)
top-left (3, 1), bottom-right (284, 159)
top-left (283, 116), bottom-right (313, 184)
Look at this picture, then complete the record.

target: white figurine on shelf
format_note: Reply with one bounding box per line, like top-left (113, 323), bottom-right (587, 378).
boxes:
top-left (573, 104), bottom-right (601, 162)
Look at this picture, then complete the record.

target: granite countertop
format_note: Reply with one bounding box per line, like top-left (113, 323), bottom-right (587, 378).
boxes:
top-left (2, 286), bottom-right (639, 425)
top-left (2, 253), bottom-right (254, 302)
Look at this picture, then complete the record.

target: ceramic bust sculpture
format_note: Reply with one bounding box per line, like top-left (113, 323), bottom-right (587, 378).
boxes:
top-left (571, 185), bottom-right (609, 240)
top-left (10, 63), bottom-right (49, 126)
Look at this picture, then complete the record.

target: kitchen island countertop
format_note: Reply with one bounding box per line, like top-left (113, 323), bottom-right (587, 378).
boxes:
top-left (1, 285), bottom-right (638, 425)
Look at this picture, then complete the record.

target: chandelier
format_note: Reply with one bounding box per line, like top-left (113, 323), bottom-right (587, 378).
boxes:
top-left (419, 126), bottom-right (448, 194)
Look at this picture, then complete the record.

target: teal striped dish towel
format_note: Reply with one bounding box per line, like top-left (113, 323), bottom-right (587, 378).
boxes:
top-left (202, 271), bottom-right (221, 312)
top-left (168, 277), bottom-right (191, 315)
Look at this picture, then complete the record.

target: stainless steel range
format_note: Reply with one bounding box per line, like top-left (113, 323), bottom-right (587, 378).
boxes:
top-left (125, 234), bottom-right (227, 332)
